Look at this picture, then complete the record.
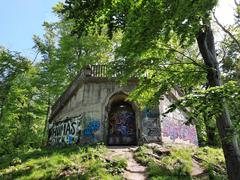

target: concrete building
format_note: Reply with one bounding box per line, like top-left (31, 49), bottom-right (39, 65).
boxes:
top-left (48, 65), bottom-right (198, 146)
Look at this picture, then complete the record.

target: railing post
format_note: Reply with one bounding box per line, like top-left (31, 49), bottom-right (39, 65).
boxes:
top-left (83, 64), bottom-right (92, 77)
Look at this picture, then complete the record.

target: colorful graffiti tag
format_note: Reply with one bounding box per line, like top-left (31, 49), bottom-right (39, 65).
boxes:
top-left (83, 120), bottom-right (100, 143)
top-left (142, 109), bottom-right (161, 142)
top-left (162, 120), bottom-right (198, 145)
top-left (48, 115), bottom-right (82, 146)
top-left (108, 103), bottom-right (136, 145)
top-left (48, 114), bottom-right (101, 146)
top-left (109, 111), bottom-right (135, 135)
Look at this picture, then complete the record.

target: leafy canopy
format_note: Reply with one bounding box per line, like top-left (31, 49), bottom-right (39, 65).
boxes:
top-left (61, 0), bottom-right (218, 106)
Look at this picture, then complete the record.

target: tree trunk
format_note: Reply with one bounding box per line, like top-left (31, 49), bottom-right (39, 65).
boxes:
top-left (196, 23), bottom-right (240, 180)
top-left (42, 97), bottom-right (51, 146)
top-left (203, 111), bottom-right (218, 146)
top-left (0, 98), bottom-right (6, 121)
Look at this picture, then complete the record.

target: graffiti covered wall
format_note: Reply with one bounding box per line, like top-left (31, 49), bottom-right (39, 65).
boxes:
top-left (108, 104), bottom-right (137, 145)
top-left (49, 72), bottom-right (199, 146)
top-left (142, 109), bottom-right (161, 142)
top-left (162, 119), bottom-right (198, 145)
top-left (160, 94), bottom-right (198, 146)
top-left (82, 120), bottom-right (101, 144)
top-left (48, 113), bottom-right (101, 146)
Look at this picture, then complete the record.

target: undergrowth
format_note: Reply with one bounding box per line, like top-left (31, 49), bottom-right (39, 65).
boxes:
top-left (0, 143), bottom-right (227, 180)
top-left (194, 147), bottom-right (226, 179)
top-left (134, 145), bottom-right (227, 180)
top-left (0, 144), bottom-right (125, 180)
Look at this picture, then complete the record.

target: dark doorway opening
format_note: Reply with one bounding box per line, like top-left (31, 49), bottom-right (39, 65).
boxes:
top-left (108, 101), bottom-right (137, 145)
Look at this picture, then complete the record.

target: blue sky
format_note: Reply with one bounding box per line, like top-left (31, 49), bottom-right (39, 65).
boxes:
top-left (0, 0), bottom-right (60, 60)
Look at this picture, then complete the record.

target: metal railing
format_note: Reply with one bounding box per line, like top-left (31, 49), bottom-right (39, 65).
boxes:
top-left (83, 64), bottom-right (124, 78)
top-left (89, 64), bottom-right (108, 77)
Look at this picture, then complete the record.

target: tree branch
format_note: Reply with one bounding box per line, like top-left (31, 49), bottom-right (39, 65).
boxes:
top-left (157, 46), bottom-right (206, 69)
top-left (213, 12), bottom-right (240, 51)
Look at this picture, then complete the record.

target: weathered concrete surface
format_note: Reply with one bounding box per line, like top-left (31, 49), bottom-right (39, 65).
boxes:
top-left (48, 78), bottom-right (140, 146)
top-left (107, 146), bottom-right (146, 180)
top-left (160, 90), bottom-right (198, 146)
top-left (48, 66), bottom-right (198, 146)
top-left (52, 79), bottom-right (137, 123)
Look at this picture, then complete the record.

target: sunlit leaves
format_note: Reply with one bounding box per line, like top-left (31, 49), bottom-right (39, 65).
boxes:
top-left (165, 81), bottom-right (240, 133)
top-left (0, 50), bottom-right (47, 155)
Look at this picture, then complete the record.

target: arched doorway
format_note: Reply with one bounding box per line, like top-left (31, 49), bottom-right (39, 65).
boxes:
top-left (107, 96), bottom-right (137, 145)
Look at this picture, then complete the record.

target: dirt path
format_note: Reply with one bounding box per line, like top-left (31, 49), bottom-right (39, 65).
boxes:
top-left (107, 146), bottom-right (146, 180)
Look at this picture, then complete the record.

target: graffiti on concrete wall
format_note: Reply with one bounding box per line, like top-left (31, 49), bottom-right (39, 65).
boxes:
top-left (108, 105), bottom-right (137, 145)
top-left (48, 113), bottom-right (101, 146)
top-left (147, 128), bottom-right (161, 137)
top-left (83, 120), bottom-right (100, 143)
top-left (162, 120), bottom-right (198, 145)
top-left (142, 109), bottom-right (161, 142)
top-left (48, 115), bottom-right (83, 146)
top-left (109, 111), bottom-right (135, 136)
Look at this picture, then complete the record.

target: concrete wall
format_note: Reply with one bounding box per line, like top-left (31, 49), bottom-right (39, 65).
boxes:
top-left (48, 79), bottom-right (138, 146)
top-left (141, 108), bottom-right (161, 143)
top-left (48, 78), bottom-right (198, 146)
top-left (160, 90), bottom-right (198, 146)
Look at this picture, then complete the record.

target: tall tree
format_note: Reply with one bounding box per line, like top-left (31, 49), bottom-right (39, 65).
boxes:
top-left (0, 47), bottom-right (30, 121)
top-left (33, 4), bottom-right (113, 143)
top-left (214, 1), bottom-right (240, 141)
top-left (61, 0), bottom-right (240, 179)
top-left (0, 48), bottom-right (47, 154)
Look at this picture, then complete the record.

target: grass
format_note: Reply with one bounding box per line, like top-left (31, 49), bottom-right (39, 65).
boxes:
top-left (134, 145), bottom-right (227, 180)
top-left (194, 147), bottom-right (226, 179)
top-left (0, 144), bottom-right (227, 180)
top-left (0, 144), bottom-right (125, 180)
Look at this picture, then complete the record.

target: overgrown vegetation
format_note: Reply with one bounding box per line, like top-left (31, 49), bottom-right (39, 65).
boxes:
top-left (0, 144), bottom-right (126, 179)
top-left (0, 3), bottom-right (113, 156)
top-left (0, 0), bottom-right (240, 179)
top-left (134, 145), bottom-right (226, 180)
top-left (0, 144), bottom-right (227, 180)
top-left (61, 0), bottom-right (240, 178)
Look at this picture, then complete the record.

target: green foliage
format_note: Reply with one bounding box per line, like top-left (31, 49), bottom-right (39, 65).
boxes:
top-left (0, 145), bottom-right (124, 179)
top-left (59, 1), bottom-right (238, 150)
top-left (60, 0), bottom-right (220, 106)
top-left (0, 1), bottom-right (239, 179)
top-left (165, 81), bottom-right (240, 137)
top-left (134, 145), bottom-right (227, 179)
top-left (147, 161), bottom-right (191, 180)
top-left (134, 145), bottom-right (192, 179)
top-left (106, 156), bottom-right (127, 175)
top-left (0, 48), bottom-right (48, 155)
top-left (60, 7), bottom-right (240, 179)
top-left (0, 0), bottom-right (114, 155)
top-left (219, 7), bottom-right (240, 83)
top-left (10, 157), bottom-right (22, 166)
top-left (217, 5), bottom-right (240, 139)
top-left (62, 0), bottom-right (217, 43)
top-left (135, 146), bottom-right (188, 178)
top-left (194, 147), bottom-right (226, 179)
top-left (134, 145), bottom-right (153, 166)
top-left (160, 148), bottom-right (193, 176)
